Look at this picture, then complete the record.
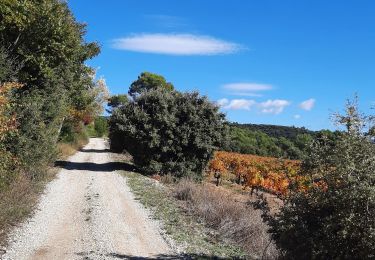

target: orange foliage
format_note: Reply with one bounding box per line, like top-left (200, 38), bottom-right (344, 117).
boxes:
top-left (68, 108), bottom-right (94, 125)
top-left (208, 151), bottom-right (303, 195)
top-left (0, 82), bottom-right (21, 141)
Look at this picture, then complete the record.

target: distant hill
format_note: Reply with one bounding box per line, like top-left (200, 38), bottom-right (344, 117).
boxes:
top-left (227, 123), bottom-right (341, 160)
top-left (227, 123), bottom-right (318, 160)
top-left (230, 123), bottom-right (316, 140)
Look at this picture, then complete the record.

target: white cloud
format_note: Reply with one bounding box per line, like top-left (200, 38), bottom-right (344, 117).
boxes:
top-left (294, 114), bottom-right (301, 119)
top-left (217, 98), bottom-right (255, 110)
top-left (259, 99), bottom-right (291, 114)
top-left (222, 83), bottom-right (273, 96)
top-left (299, 98), bottom-right (316, 111)
top-left (216, 98), bottom-right (229, 107)
top-left (225, 99), bottom-right (256, 110)
top-left (112, 33), bottom-right (242, 55)
top-left (217, 98), bottom-right (290, 114)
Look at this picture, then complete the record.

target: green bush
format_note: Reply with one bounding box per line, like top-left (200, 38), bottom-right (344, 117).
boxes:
top-left (8, 92), bottom-right (63, 180)
top-left (259, 98), bottom-right (375, 259)
top-left (109, 73), bottom-right (229, 178)
top-left (94, 117), bottom-right (108, 137)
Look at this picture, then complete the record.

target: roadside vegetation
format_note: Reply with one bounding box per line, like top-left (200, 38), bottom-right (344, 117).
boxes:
top-left (122, 170), bottom-right (248, 258)
top-left (173, 178), bottom-right (278, 259)
top-left (0, 0), bottom-right (108, 247)
top-left (256, 98), bottom-right (375, 259)
top-left (109, 71), bottom-right (375, 259)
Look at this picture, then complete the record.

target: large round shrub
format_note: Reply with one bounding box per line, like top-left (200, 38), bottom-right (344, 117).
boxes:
top-left (109, 87), bottom-right (228, 178)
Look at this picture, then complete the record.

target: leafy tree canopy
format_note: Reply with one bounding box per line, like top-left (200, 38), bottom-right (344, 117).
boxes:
top-left (0, 0), bottom-right (100, 114)
top-left (128, 72), bottom-right (174, 99)
top-left (108, 94), bottom-right (129, 110)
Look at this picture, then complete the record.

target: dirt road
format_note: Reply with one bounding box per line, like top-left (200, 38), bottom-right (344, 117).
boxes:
top-left (2, 138), bottom-right (173, 260)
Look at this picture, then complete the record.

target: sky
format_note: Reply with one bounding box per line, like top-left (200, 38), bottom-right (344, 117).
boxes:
top-left (68, 0), bottom-right (375, 131)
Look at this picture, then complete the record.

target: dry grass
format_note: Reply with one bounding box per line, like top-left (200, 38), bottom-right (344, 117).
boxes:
top-left (160, 173), bottom-right (176, 185)
top-left (173, 178), bottom-right (278, 259)
top-left (57, 142), bottom-right (77, 159)
top-left (57, 136), bottom-right (88, 160)
top-left (206, 175), bottom-right (284, 215)
top-left (0, 175), bottom-right (42, 247)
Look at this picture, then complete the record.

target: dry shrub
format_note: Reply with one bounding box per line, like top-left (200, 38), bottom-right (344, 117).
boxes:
top-left (0, 175), bottom-right (41, 246)
top-left (160, 173), bottom-right (175, 184)
top-left (174, 178), bottom-right (278, 259)
top-left (173, 178), bottom-right (194, 201)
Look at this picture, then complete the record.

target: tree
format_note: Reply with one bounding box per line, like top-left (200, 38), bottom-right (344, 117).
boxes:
top-left (109, 76), bottom-right (228, 178)
top-left (294, 133), bottom-right (313, 153)
top-left (128, 72), bottom-right (174, 99)
top-left (107, 94), bottom-right (129, 113)
top-left (0, 0), bottom-right (100, 130)
top-left (333, 95), bottom-right (366, 134)
top-left (0, 0), bottom-right (99, 89)
top-left (0, 0), bottom-right (101, 181)
top-left (258, 97), bottom-right (375, 259)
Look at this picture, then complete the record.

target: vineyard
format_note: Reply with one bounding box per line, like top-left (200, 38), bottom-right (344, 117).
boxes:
top-left (208, 151), bottom-right (302, 196)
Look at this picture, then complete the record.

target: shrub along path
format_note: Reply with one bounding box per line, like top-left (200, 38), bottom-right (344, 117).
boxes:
top-left (2, 138), bottom-right (174, 260)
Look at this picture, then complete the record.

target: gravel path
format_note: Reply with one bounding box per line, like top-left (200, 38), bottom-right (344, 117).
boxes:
top-left (2, 138), bottom-right (173, 260)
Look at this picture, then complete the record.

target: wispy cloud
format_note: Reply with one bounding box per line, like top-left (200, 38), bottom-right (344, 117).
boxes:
top-left (294, 114), bottom-right (301, 119)
top-left (217, 98), bottom-right (290, 114)
top-left (222, 83), bottom-right (273, 96)
top-left (299, 98), bottom-right (316, 111)
top-left (223, 83), bottom-right (273, 92)
top-left (111, 33), bottom-right (242, 55)
top-left (259, 99), bottom-right (291, 114)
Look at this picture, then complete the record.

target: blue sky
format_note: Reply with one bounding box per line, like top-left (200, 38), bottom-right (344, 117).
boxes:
top-left (68, 1), bottom-right (375, 130)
